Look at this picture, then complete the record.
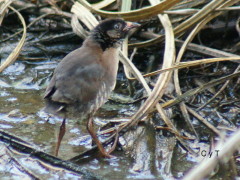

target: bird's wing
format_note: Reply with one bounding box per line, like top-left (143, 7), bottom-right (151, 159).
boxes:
top-left (44, 48), bottom-right (105, 105)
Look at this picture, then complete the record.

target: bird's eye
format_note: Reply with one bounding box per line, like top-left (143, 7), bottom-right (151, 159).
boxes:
top-left (114, 24), bottom-right (120, 30)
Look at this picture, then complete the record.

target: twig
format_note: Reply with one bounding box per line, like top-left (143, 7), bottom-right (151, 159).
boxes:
top-left (0, 131), bottom-right (101, 180)
top-left (197, 64), bottom-right (240, 110)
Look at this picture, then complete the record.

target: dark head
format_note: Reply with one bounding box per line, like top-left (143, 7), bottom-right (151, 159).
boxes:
top-left (91, 19), bottom-right (140, 51)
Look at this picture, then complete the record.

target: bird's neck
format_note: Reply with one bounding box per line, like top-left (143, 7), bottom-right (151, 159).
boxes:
top-left (90, 30), bottom-right (122, 51)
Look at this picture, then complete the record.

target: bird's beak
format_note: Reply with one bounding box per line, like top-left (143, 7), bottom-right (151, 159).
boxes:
top-left (123, 22), bottom-right (140, 32)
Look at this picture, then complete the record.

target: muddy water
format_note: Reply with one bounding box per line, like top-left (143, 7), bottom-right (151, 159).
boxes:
top-left (1, 38), bottom-right (238, 179)
top-left (0, 53), bottom-right (142, 179)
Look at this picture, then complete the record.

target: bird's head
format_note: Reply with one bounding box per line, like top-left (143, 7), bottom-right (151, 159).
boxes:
top-left (92, 19), bottom-right (140, 50)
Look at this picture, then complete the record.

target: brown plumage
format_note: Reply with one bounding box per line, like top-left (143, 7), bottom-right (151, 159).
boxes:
top-left (44, 19), bottom-right (140, 158)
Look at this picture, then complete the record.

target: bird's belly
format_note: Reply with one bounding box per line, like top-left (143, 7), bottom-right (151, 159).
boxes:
top-left (66, 81), bottom-right (113, 117)
top-left (88, 81), bottom-right (112, 114)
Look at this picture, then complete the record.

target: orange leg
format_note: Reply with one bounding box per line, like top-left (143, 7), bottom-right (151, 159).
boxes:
top-left (87, 116), bottom-right (112, 158)
top-left (55, 118), bottom-right (66, 156)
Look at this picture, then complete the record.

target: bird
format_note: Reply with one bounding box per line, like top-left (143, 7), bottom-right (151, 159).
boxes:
top-left (44, 19), bottom-right (140, 158)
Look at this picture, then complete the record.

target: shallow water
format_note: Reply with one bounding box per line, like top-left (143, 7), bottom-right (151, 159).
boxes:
top-left (0, 54), bottom-right (146, 179)
top-left (1, 28), bottom-right (239, 179)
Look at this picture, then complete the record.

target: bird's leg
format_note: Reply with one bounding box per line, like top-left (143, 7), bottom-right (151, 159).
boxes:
top-left (87, 116), bottom-right (112, 158)
top-left (55, 117), bottom-right (66, 156)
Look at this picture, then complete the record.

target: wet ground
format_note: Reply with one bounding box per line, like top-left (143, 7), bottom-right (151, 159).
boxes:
top-left (1, 8), bottom-right (240, 179)
top-left (0, 39), bottom-right (199, 179)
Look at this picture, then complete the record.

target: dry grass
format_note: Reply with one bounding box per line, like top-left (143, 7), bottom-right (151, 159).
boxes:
top-left (1, 0), bottom-right (240, 178)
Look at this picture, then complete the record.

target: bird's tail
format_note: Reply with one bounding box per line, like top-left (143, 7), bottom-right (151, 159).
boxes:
top-left (44, 99), bottom-right (66, 115)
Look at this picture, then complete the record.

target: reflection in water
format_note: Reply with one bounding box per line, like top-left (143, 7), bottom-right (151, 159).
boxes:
top-left (0, 58), bottom-right (139, 179)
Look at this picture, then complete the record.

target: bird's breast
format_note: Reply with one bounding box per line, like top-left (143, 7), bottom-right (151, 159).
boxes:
top-left (87, 48), bottom-right (119, 113)
top-left (101, 48), bottom-right (119, 88)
